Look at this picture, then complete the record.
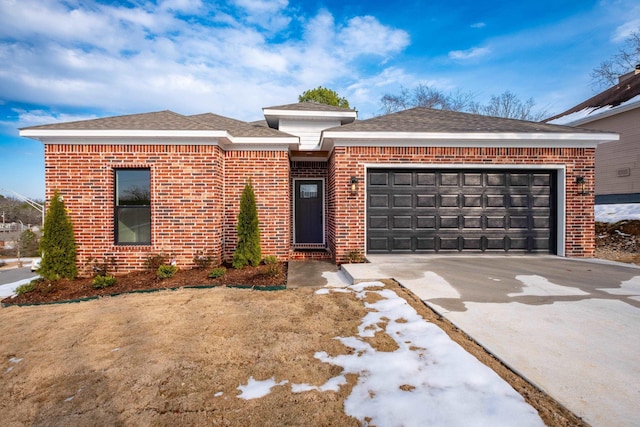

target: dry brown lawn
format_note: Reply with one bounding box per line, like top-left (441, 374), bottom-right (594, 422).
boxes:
top-left (0, 281), bottom-right (584, 426)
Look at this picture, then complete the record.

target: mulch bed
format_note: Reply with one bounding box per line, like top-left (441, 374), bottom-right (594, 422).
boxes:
top-left (2, 263), bottom-right (287, 306)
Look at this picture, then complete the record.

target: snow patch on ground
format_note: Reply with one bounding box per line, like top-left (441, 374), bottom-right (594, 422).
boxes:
top-left (237, 377), bottom-right (288, 400)
top-left (0, 276), bottom-right (39, 298)
top-left (510, 275), bottom-right (589, 297)
top-left (598, 276), bottom-right (640, 296)
top-left (321, 269), bottom-right (351, 287)
top-left (595, 203), bottom-right (640, 223)
top-left (239, 281), bottom-right (544, 426)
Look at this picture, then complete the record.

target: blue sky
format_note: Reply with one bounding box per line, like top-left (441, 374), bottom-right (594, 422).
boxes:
top-left (1, 0), bottom-right (639, 200)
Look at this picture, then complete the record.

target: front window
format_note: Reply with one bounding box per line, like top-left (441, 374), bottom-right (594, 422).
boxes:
top-left (115, 169), bottom-right (151, 244)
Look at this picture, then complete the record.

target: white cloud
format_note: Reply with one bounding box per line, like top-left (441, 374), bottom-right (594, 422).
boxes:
top-left (11, 109), bottom-right (98, 129)
top-left (0, 1), bottom-right (412, 121)
top-left (339, 16), bottom-right (410, 56)
top-left (448, 47), bottom-right (491, 60)
top-left (612, 18), bottom-right (640, 42)
top-left (470, 22), bottom-right (486, 28)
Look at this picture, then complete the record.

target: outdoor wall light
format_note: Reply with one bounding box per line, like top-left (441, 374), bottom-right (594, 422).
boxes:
top-left (350, 176), bottom-right (359, 194)
top-left (575, 176), bottom-right (588, 195)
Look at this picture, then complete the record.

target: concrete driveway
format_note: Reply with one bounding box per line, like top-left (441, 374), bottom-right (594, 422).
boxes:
top-left (342, 255), bottom-right (640, 427)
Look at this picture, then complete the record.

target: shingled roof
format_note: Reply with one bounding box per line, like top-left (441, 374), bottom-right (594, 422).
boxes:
top-left (20, 110), bottom-right (215, 131)
top-left (189, 113), bottom-right (292, 138)
top-left (326, 107), bottom-right (603, 134)
top-left (546, 71), bottom-right (640, 125)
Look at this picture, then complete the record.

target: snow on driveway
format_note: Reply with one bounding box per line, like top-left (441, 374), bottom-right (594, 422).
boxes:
top-left (237, 281), bottom-right (544, 427)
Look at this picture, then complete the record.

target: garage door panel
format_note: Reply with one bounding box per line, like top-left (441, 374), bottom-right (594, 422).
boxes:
top-left (393, 194), bottom-right (412, 208)
top-left (368, 237), bottom-right (389, 251)
top-left (441, 173), bottom-right (459, 186)
top-left (416, 173), bottom-right (436, 186)
top-left (369, 216), bottom-right (388, 229)
top-left (463, 216), bottom-right (482, 229)
top-left (417, 216), bottom-right (436, 228)
top-left (440, 216), bottom-right (460, 228)
top-left (394, 172), bottom-right (412, 186)
top-left (369, 173), bottom-right (389, 186)
top-left (367, 169), bottom-right (555, 254)
top-left (393, 216), bottom-right (412, 229)
top-left (487, 195), bottom-right (506, 207)
top-left (417, 194), bottom-right (436, 207)
top-left (392, 237), bottom-right (412, 250)
top-left (463, 195), bottom-right (482, 207)
top-left (370, 194), bottom-right (389, 208)
top-left (440, 195), bottom-right (459, 207)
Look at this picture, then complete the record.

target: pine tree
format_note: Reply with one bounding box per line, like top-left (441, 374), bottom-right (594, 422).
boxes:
top-left (233, 179), bottom-right (261, 269)
top-left (39, 191), bottom-right (78, 280)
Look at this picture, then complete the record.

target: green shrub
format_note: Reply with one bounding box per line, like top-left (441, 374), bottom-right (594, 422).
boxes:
top-left (265, 263), bottom-right (281, 278)
top-left (92, 275), bottom-right (117, 289)
top-left (15, 281), bottom-right (37, 295)
top-left (145, 253), bottom-right (169, 271)
top-left (208, 266), bottom-right (227, 278)
top-left (157, 264), bottom-right (178, 279)
top-left (263, 255), bottom-right (277, 265)
top-left (346, 249), bottom-right (366, 263)
top-left (232, 179), bottom-right (261, 269)
top-left (39, 190), bottom-right (78, 280)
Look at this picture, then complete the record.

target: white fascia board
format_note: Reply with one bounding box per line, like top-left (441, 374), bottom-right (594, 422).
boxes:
top-left (322, 131), bottom-right (619, 149)
top-left (558, 100), bottom-right (640, 126)
top-left (263, 109), bottom-right (357, 122)
top-left (20, 129), bottom-right (298, 148)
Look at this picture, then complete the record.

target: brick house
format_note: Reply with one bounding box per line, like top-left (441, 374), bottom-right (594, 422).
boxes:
top-left (20, 102), bottom-right (618, 274)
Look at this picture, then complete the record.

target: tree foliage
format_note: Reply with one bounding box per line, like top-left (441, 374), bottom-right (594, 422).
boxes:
top-left (18, 229), bottom-right (40, 258)
top-left (39, 191), bottom-right (78, 280)
top-left (380, 84), bottom-right (548, 121)
top-left (591, 30), bottom-right (640, 89)
top-left (0, 195), bottom-right (44, 226)
top-left (233, 179), bottom-right (261, 269)
top-left (299, 86), bottom-right (350, 109)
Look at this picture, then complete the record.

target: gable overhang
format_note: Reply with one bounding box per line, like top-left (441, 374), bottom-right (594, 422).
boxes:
top-left (263, 108), bottom-right (357, 129)
top-left (19, 129), bottom-right (297, 151)
top-left (319, 131), bottom-right (620, 151)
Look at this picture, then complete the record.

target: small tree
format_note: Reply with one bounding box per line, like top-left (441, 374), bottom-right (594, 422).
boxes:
top-left (233, 179), bottom-right (261, 269)
top-left (39, 191), bottom-right (78, 280)
top-left (299, 86), bottom-right (351, 109)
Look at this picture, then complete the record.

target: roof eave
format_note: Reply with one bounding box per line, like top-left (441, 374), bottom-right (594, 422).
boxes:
top-left (554, 100), bottom-right (640, 126)
top-left (263, 109), bottom-right (358, 128)
top-left (320, 131), bottom-right (619, 150)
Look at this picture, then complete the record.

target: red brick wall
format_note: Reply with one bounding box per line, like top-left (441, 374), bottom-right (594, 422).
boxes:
top-left (44, 144), bottom-right (289, 275)
top-left (329, 146), bottom-right (596, 263)
top-left (223, 151), bottom-right (290, 263)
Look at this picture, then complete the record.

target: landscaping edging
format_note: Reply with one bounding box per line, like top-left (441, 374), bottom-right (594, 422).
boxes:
top-left (1, 283), bottom-right (287, 308)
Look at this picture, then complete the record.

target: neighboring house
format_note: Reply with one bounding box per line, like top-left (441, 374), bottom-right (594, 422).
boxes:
top-left (546, 66), bottom-right (640, 204)
top-left (20, 102), bottom-right (617, 274)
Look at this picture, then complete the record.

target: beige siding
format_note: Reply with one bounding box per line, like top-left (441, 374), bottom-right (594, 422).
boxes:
top-left (580, 107), bottom-right (640, 196)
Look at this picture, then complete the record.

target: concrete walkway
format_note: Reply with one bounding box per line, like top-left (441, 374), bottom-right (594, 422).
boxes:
top-left (341, 255), bottom-right (640, 427)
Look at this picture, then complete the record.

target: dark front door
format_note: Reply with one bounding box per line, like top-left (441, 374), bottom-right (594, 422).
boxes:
top-left (294, 180), bottom-right (324, 246)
